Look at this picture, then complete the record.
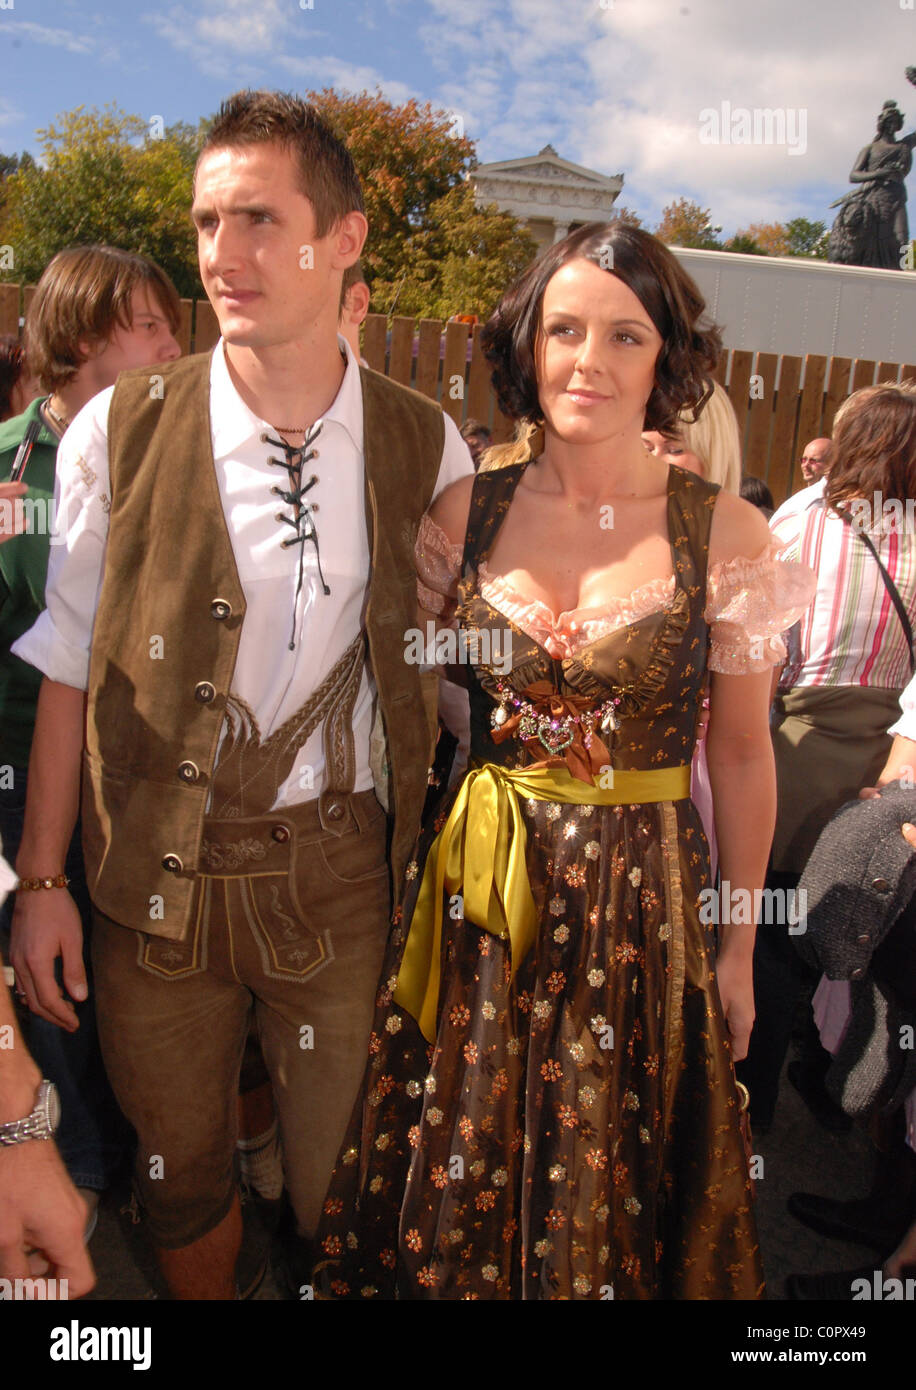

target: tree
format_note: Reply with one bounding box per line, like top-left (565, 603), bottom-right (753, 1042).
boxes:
top-left (0, 106), bottom-right (204, 296)
top-left (608, 204), bottom-right (643, 228)
top-left (783, 217), bottom-right (829, 259)
top-left (655, 198), bottom-right (722, 249)
top-left (722, 232), bottom-right (766, 255)
top-left (307, 89), bottom-right (478, 296)
top-left (0, 93), bottom-right (537, 319)
top-left (732, 222), bottom-right (789, 256)
top-left (376, 183), bottom-right (538, 319)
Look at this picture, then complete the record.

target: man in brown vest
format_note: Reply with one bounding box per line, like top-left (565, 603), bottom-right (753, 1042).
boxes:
top-left (9, 91), bottom-right (472, 1299)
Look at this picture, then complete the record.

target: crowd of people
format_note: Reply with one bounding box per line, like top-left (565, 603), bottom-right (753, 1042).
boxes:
top-left (0, 87), bottom-right (914, 1303)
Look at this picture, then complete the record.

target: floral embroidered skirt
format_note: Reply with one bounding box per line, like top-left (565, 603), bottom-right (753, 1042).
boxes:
top-left (314, 792), bottom-right (764, 1299)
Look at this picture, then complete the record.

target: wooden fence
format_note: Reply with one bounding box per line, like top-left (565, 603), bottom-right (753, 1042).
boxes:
top-left (3, 283), bottom-right (914, 506)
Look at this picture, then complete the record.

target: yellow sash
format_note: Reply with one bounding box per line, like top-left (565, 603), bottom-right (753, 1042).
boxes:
top-left (393, 762), bottom-right (691, 1042)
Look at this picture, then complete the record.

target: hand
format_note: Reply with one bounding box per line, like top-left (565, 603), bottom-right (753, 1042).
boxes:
top-left (0, 481), bottom-right (27, 544)
top-left (0, 1139), bottom-right (94, 1297)
top-left (903, 822), bottom-right (916, 852)
top-left (10, 890), bottom-right (87, 1031)
top-left (715, 952), bottom-right (755, 1062)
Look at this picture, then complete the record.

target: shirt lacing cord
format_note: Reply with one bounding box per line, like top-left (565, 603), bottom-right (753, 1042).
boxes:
top-left (261, 423), bottom-right (328, 651)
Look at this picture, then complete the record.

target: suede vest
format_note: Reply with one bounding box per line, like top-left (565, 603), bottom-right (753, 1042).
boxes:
top-left (83, 351), bottom-right (444, 940)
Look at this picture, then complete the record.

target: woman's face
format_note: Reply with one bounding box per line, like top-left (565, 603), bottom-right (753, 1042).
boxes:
top-left (641, 430), bottom-right (705, 477)
top-left (534, 258), bottom-right (663, 448)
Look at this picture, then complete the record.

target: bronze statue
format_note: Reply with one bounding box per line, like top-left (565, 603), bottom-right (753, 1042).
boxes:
top-left (828, 70), bottom-right (916, 269)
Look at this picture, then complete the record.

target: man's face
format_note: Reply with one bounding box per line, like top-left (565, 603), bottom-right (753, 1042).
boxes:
top-left (192, 142), bottom-right (365, 352)
top-left (83, 286), bottom-right (180, 389)
top-left (799, 438), bottom-right (831, 484)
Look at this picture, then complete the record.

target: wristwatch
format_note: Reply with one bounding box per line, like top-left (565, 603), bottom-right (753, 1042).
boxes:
top-left (0, 1079), bottom-right (61, 1145)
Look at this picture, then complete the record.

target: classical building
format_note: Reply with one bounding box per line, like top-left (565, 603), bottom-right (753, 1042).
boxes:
top-left (468, 145), bottom-right (624, 253)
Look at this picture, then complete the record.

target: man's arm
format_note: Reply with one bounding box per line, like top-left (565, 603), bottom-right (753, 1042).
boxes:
top-left (0, 963), bottom-right (94, 1294)
top-left (9, 678), bottom-right (87, 1031)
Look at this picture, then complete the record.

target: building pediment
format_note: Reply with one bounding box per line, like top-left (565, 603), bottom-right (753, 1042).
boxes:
top-left (472, 145), bottom-right (623, 194)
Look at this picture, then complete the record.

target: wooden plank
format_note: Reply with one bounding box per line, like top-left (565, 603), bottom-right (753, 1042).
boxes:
top-left (388, 316), bottom-right (414, 387)
top-left (361, 313), bottom-right (387, 373)
top-left (441, 320), bottom-right (469, 425)
top-left (414, 319), bottom-right (441, 400)
top-left (176, 299), bottom-right (192, 358)
top-left (466, 325), bottom-right (491, 424)
top-left (877, 360), bottom-right (901, 385)
top-left (712, 348), bottom-right (728, 387)
top-left (905, 364), bottom-right (916, 384)
top-left (193, 299), bottom-right (220, 353)
top-left (794, 354), bottom-right (828, 492)
top-left (851, 358), bottom-right (876, 392)
top-left (725, 349), bottom-right (753, 449)
top-left (22, 285), bottom-right (36, 325)
top-left (743, 351), bottom-right (778, 479)
top-left (823, 356), bottom-right (852, 435)
top-left (767, 354), bottom-right (802, 507)
top-left (0, 283), bottom-right (20, 337)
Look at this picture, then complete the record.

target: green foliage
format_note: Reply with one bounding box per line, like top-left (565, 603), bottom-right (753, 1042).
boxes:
top-left (783, 217), bottom-right (829, 259)
top-left (0, 93), bottom-right (536, 319)
top-left (372, 184), bottom-right (538, 320)
top-left (0, 105), bottom-right (205, 297)
top-left (722, 233), bottom-right (767, 255)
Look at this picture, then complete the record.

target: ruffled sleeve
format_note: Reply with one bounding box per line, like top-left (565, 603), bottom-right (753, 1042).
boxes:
top-left (705, 541), bottom-right (816, 675)
top-left (416, 512), bottom-right (463, 618)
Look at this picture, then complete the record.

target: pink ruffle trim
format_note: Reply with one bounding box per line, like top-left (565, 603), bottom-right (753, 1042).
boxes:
top-left (416, 515), bottom-right (815, 671)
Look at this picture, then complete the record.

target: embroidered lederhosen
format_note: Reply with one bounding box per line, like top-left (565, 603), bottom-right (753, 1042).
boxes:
top-left (139, 633), bottom-right (368, 981)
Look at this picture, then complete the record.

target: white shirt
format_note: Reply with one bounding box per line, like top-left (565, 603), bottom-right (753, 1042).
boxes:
top-left (13, 336), bottom-right (473, 807)
top-left (889, 671), bottom-right (916, 741)
top-left (771, 477), bottom-right (916, 691)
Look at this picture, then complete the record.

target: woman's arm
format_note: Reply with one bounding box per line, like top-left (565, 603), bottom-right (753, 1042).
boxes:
top-left (705, 667), bottom-right (777, 1062)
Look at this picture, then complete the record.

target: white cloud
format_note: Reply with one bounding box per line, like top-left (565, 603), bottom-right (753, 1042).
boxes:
top-left (414, 0), bottom-right (916, 235)
top-left (2, 21), bottom-right (96, 55)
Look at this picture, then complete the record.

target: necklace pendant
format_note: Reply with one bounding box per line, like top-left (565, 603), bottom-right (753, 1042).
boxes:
top-left (491, 703), bottom-right (508, 729)
top-left (600, 708), bottom-right (619, 735)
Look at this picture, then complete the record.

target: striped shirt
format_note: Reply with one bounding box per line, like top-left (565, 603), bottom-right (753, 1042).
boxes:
top-left (770, 479), bottom-right (916, 689)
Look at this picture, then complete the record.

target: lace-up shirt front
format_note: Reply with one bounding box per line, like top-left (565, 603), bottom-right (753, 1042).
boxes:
top-left (14, 336), bottom-right (473, 807)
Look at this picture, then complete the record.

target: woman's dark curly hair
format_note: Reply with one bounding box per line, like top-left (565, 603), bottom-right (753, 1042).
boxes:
top-left (481, 222), bottom-right (722, 436)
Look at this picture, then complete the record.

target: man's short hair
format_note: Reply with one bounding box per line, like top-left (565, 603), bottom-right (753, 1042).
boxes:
top-left (25, 245), bottom-right (181, 393)
top-left (200, 89), bottom-right (365, 237)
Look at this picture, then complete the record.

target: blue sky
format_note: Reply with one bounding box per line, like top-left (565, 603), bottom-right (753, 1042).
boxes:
top-left (0, 0), bottom-right (914, 237)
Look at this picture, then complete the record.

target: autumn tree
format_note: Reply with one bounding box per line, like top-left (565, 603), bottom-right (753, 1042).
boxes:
top-left (378, 182), bottom-right (537, 320)
top-left (732, 222), bottom-right (790, 256)
top-left (654, 198), bottom-right (722, 249)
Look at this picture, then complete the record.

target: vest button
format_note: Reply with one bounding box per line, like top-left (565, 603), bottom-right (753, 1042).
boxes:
top-left (870, 877), bottom-right (890, 893)
top-left (162, 853), bottom-right (183, 873)
top-left (211, 598), bottom-right (232, 620)
top-left (326, 801), bottom-right (345, 821)
top-left (850, 967), bottom-right (864, 979)
top-left (271, 825), bottom-right (290, 843)
top-left (856, 933), bottom-right (870, 944)
top-left (178, 761), bottom-right (200, 783)
top-left (195, 681), bottom-right (216, 704)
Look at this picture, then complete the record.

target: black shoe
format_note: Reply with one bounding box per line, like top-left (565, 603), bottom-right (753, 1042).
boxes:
top-left (785, 1262), bottom-right (878, 1300)
top-left (787, 1060), bottom-right (852, 1132)
top-left (787, 1191), bottom-right (910, 1252)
